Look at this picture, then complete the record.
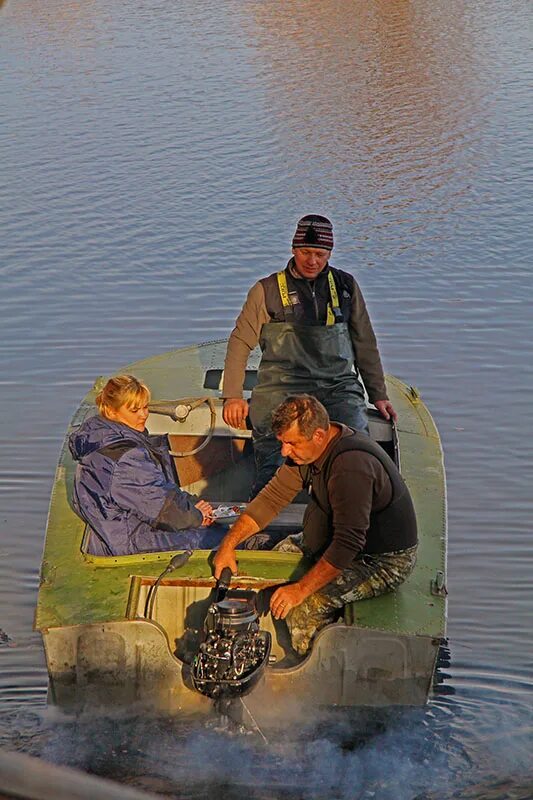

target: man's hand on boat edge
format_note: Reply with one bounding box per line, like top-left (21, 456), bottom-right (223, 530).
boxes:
top-left (374, 399), bottom-right (398, 422)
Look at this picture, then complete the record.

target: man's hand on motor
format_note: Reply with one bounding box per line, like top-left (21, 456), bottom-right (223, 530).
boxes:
top-left (374, 399), bottom-right (398, 423)
top-left (213, 545), bottom-right (238, 579)
top-left (222, 398), bottom-right (249, 429)
top-left (195, 499), bottom-right (213, 527)
top-left (270, 583), bottom-right (307, 620)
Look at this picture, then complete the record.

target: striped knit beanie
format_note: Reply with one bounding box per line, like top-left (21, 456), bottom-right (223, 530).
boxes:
top-left (292, 214), bottom-right (334, 251)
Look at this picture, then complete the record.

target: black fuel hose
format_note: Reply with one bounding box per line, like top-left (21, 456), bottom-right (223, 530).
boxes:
top-left (144, 550), bottom-right (193, 620)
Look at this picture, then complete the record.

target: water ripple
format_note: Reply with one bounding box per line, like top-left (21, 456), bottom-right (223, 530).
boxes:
top-left (1, 0), bottom-right (532, 795)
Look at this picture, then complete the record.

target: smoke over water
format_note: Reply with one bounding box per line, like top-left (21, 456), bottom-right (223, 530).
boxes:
top-left (16, 684), bottom-right (528, 800)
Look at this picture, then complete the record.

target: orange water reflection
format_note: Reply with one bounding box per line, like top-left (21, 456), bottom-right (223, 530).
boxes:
top-left (243, 0), bottom-right (487, 219)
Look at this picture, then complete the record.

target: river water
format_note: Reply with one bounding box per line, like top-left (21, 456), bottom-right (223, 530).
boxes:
top-left (1, 0), bottom-right (532, 797)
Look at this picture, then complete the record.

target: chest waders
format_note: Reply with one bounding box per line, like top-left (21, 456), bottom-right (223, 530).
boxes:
top-left (249, 271), bottom-right (368, 496)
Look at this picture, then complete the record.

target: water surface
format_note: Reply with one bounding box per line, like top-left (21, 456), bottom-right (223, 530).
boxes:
top-left (0, 1), bottom-right (532, 797)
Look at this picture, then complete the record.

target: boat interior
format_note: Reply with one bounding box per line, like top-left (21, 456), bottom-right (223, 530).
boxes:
top-left (75, 395), bottom-right (401, 665)
top-left (127, 573), bottom-right (302, 666)
top-left (147, 382), bottom-right (397, 500)
top-left (80, 396), bottom-right (398, 558)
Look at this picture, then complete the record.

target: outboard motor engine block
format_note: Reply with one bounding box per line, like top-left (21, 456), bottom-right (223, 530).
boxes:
top-left (192, 590), bottom-right (271, 700)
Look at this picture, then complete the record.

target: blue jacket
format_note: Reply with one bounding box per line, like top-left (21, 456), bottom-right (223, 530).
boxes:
top-left (69, 415), bottom-right (203, 556)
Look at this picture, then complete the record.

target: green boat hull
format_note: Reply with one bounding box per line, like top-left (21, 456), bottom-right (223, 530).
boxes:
top-left (35, 340), bottom-right (447, 718)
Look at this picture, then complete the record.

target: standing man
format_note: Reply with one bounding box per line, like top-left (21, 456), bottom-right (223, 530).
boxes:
top-left (213, 395), bottom-right (417, 656)
top-left (222, 214), bottom-right (396, 495)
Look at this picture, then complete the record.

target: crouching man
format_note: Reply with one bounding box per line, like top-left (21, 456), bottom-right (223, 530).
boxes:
top-left (213, 394), bottom-right (418, 655)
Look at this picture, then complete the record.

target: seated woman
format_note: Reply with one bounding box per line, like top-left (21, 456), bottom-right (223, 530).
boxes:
top-left (69, 374), bottom-right (227, 556)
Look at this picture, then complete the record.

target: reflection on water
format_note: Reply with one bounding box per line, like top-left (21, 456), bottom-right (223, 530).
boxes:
top-left (0, 0), bottom-right (532, 797)
top-left (241, 0), bottom-right (492, 264)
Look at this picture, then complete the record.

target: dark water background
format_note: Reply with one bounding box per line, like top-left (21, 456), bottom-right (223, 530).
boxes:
top-left (1, 0), bottom-right (532, 797)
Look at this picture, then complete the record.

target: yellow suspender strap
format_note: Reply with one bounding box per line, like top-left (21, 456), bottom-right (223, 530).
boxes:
top-left (277, 271), bottom-right (292, 308)
top-left (277, 270), bottom-right (341, 324)
top-left (326, 271), bottom-right (340, 326)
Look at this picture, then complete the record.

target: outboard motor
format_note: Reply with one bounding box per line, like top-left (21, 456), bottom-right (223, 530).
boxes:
top-left (192, 568), bottom-right (271, 700)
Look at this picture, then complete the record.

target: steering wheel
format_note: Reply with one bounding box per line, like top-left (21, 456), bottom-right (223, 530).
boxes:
top-left (148, 397), bottom-right (217, 457)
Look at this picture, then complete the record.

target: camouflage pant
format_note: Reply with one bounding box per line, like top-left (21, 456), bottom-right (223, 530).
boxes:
top-left (273, 533), bottom-right (418, 655)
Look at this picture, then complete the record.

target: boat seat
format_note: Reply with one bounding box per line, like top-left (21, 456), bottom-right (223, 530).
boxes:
top-left (210, 501), bottom-right (307, 535)
top-left (203, 369), bottom-right (257, 391)
top-left (80, 501), bottom-right (308, 559)
top-left (169, 433), bottom-right (253, 488)
top-left (264, 502), bottom-right (307, 531)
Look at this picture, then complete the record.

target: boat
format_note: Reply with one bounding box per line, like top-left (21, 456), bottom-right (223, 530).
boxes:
top-left (35, 340), bottom-right (447, 726)
top-left (0, 748), bottom-right (161, 800)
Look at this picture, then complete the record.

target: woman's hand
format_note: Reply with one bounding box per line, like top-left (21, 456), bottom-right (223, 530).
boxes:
top-left (195, 499), bottom-right (213, 526)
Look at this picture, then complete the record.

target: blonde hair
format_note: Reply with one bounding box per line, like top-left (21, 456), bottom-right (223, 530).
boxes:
top-left (96, 374), bottom-right (150, 419)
